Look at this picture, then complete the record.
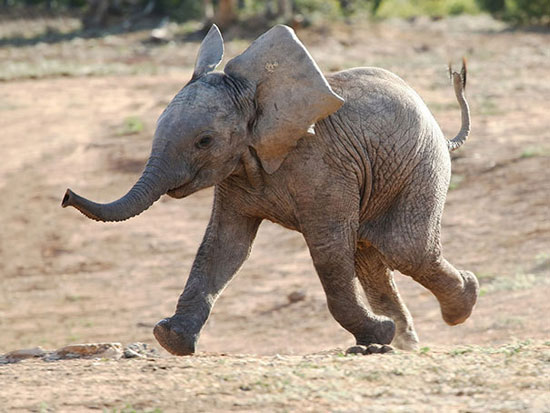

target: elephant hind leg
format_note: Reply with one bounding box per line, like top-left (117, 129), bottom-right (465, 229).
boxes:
top-left (355, 244), bottom-right (419, 350)
top-left (362, 189), bottom-right (479, 327)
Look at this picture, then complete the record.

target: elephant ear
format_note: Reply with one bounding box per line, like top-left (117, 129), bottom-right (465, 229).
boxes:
top-left (192, 25), bottom-right (224, 80)
top-left (225, 25), bottom-right (344, 174)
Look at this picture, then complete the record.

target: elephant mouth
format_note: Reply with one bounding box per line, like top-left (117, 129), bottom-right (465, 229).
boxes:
top-left (167, 170), bottom-right (199, 199)
top-left (167, 184), bottom-right (190, 199)
top-left (167, 181), bottom-right (197, 199)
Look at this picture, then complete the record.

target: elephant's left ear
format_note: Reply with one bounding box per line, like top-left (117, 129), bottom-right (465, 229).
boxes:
top-left (193, 24), bottom-right (224, 80)
top-left (225, 25), bottom-right (344, 174)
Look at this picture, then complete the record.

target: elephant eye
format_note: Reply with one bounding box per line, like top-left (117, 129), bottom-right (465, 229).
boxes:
top-left (196, 135), bottom-right (213, 149)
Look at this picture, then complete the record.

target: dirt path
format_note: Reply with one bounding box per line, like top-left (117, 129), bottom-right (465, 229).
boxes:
top-left (1, 342), bottom-right (549, 413)
top-left (0, 15), bottom-right (549, 412)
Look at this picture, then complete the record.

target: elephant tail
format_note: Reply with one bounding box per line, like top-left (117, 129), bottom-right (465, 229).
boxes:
top-left (446, 58), bottom-right (470, 152)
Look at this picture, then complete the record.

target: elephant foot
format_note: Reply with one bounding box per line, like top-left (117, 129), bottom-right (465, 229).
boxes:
top-left (440, 270), bottom-right (479, 326)
top-left (153, 317), bottom-right (199, 356)
top-left (346, 344), bottom-right (394, 355)
top-left (349, 318), bottom-right (395, 355)
top-left (354, 317), bottom-right (396, 347)
top-left (392, 328), bottom-right (419, 351)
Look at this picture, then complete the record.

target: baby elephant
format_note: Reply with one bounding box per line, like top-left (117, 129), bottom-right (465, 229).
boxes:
top-left (62, 25), bottom-right (479, 354)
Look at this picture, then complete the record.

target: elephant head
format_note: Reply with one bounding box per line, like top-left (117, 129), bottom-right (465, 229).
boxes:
top-left (62, 25), bottom-right (344, 222)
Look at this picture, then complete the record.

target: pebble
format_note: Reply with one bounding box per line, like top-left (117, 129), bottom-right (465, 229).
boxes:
top-left (123, 342), bottom-right (159, 359)
top-left (1, 347), bottom-right (46, 363)
top-left (48, 343), bottom-right (123, 360)
top-left (287, 290), bottom-right (306, 303)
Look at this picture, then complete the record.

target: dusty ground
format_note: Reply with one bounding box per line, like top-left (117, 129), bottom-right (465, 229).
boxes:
top-left (1, 342), bottom-right (549, 413)
top-left (0, 14), bottom-right (549, 412)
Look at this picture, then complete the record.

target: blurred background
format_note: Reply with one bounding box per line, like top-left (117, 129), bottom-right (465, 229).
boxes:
top-left (1, 0), bottom-right (550, 33)
top-left (0, 0), bottom-right (549, 357)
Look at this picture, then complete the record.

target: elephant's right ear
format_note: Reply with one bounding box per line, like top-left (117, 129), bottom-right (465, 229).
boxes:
top-left (192, 25), bottom-right (224, 80)
top-left (224, 25), bottom-right (344, 174)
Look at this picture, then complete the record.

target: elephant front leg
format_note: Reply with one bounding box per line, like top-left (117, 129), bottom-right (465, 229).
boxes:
top-left (154, 201), bottom-right (261, 356)
top-left (303, 224), bottom-right (396, 351)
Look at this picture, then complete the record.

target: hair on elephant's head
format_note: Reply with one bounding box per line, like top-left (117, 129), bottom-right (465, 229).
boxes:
top-left (62, 24), bottom-right (344, 222)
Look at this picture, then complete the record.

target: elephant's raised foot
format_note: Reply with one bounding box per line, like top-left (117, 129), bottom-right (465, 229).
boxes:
top-left (441, 270), bottom-right (479, 326)
top-left (346, 344), bottom-right (394, 355)
top-left (153, 317), bottom-right (198, 356)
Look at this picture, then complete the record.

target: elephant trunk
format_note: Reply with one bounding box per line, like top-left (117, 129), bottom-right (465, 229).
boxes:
top-left (62, 158), bottom-right (172, 222)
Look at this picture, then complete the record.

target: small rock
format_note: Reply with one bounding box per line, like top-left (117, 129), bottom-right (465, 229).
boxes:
top-left (381, 344), bottom-right (394, 354)
top-left (150, 27), bottom-right (170, 43)
top-left (287, 290), bottom-right (306, 304)
top-left (49, 343), bottom-right (123, 360)
top-left (346, 344), bottom-right (394, 355)
top-left (123, 342), bottom-right (159, 359)
top-left (150, 18), bottom-right (174, 43)
top-left (345, 345), bottom-right (367, 355)
top-left (1, 347), bottom-right (47, 363)
top-left (365, 344), bottom-right (394, 354)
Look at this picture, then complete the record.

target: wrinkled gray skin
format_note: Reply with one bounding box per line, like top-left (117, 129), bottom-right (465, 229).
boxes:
top-left (62, 25), bottom-right (479, 355)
